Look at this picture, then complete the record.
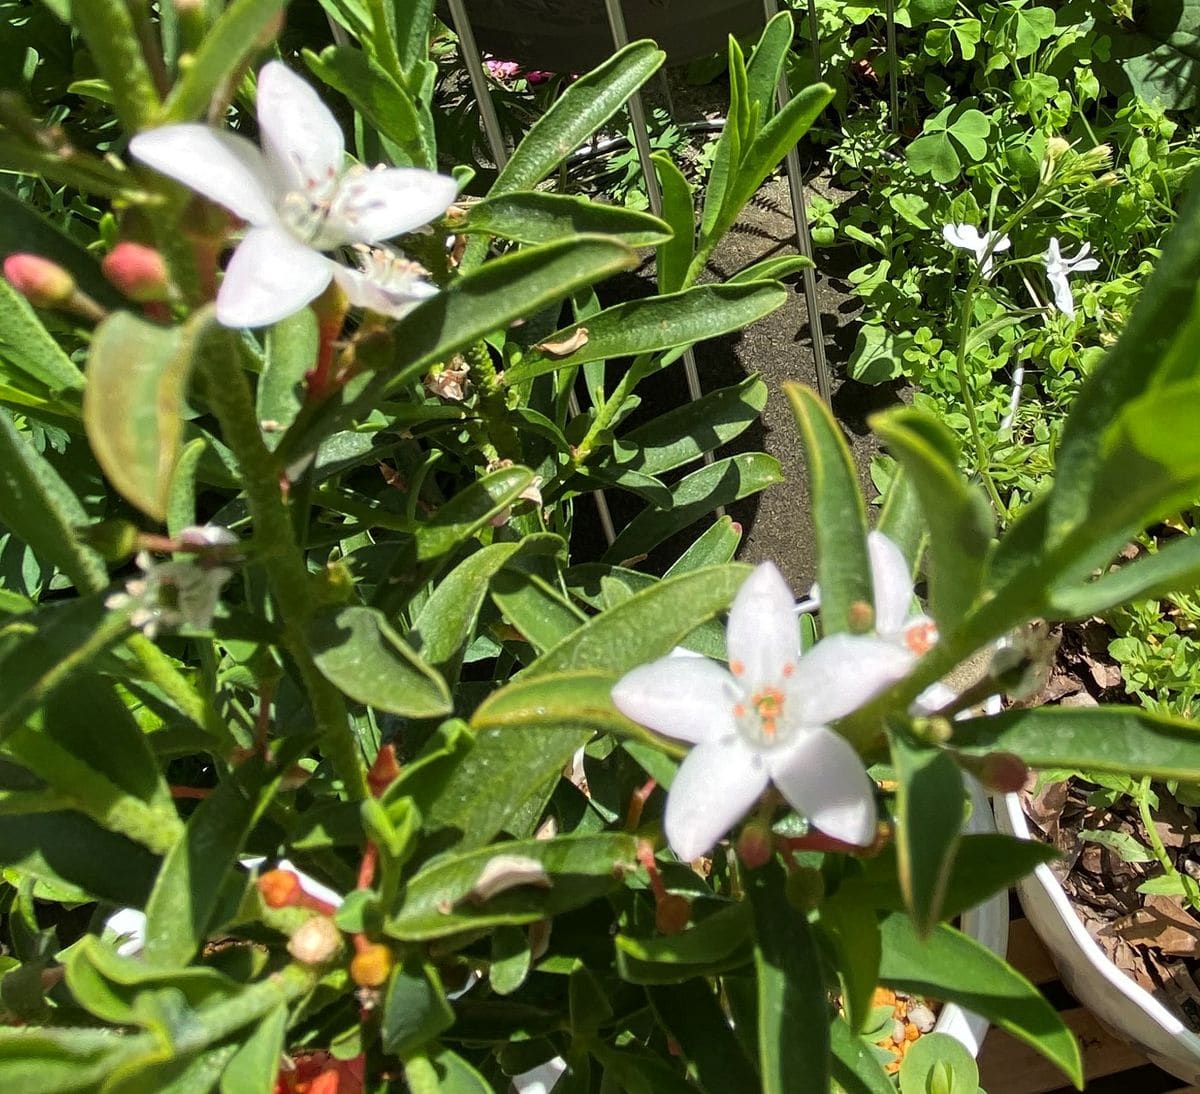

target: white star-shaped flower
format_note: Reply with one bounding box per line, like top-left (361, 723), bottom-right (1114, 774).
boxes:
top-left (612, 562), bottom-right (915, 862)
top-left (943, 223), bottom-right (1011, 280)
top-left (332, 244), bottom-right (439, 320)
top-left (130, 61), bottom-right (457, 328)
top-left (1043, 237), bottom-right (1099, 320)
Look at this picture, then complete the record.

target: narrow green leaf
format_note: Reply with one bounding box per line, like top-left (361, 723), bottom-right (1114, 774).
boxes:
top-left (464, 191), bottom-right (671, 247)
top-left (876, 468), bottom-right (924, 578)
top-left (308, 605), bottom-right (452, 718)
top-left (382, 961), bottom-right (455, 1056)
top-left (85, 309), bottom-right (209, 522)
top-left (491, 570), bottom-right (587, 654)
top-left (162, 0), bottom-right (288, 122)
top-left (619, 375), bottom-right (768, 477)
top-left (665, 516), bottom-right (743, 575)
top-left (492, 41), bottom-right (665, 195)
top-left (650, 981), bottom-right (760, 1092)
top-left (1046, 533), bottom-right (1200, 619)
top-left (303, 45), bottom-right (429, 167)
top-left (744, 11), bottom-right (794, 126)
top-left (830, 1014), bottom-right (894, 1094)
top-left (219, 1003), bottom-right (287, 1094)
top-left (870, 408), bottom-right (993, 633)
top-left (0, 411), bottom-right (107, 591)
top-left (699, 35), bottom-right (747, 241)
top-left (747, 860), bottom-right (831, 1094)
top-left (507, 282), bottom-right (787, 382)
top-left (652, 152), bottom-right (695, 293)
top-left (878, 914), bottom-right (1082, 1088)
top-left (0, 1026), bottom-right (130, 1092)
top-left (70, 0), bottom-right (160, 129)
top-left (786, 383), bottom-right (872, 634)
top-left (616, 903), bottom-right (752, 984)
top-left (602, 454), bottom-right (783, 563)
top-left (888, 729), bottom-right (965, 935)
top-left (143, 757), bottom-right (281, 966)
top-left (821, 896), bottom-right (880, 1034)
top-left (386, 833), bottom-right (637, 940)
top-left (166, 436), bottom-right (207, 539)
top-left (472, 669), bottom-right (684, 758)
top-left (527, 564), bottom-right (749, 677)
top-left (727, 255), bottom-right (814, 284)
top-left (414, 464), bottom-right (534, 561)
top-left (953, 706), bottom-right (1200, 781)
top-left (0, 280), bottom-right (86, 393)
top-left (259, 308), bottom-right (317, 450)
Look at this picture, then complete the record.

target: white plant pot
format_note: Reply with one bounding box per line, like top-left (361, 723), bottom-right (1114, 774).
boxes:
top-left (933, 777), bottom-right (1012, 1057)
top-left (996, 790), bottom-right (1200, 1083)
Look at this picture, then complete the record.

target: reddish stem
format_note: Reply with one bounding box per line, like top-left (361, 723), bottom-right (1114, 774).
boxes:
top-left (356, 841), bottom-right (378, 891)
top-left (636, 839), bottom-right (669, 902)
top-left (170, 785), bottom-right (212, 800)
top-left (624, 777), bottom-right (657, 831)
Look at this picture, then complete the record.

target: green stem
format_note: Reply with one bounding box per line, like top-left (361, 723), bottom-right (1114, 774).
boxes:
top-left (1136, 778), bottom-right (1200, 907)
top-left (464, 340), bottom-right (521, 460)
top-left (70, 0), bottom-right (161, 132)
top-left (201, 334), bottom-right (368, 800)
top-left (126, 633), bottom-right (230, 745)
top-left (570, 352), bottom-right (653, 469)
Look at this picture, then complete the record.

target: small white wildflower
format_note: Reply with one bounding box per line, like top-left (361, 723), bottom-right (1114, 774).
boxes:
top-left (332, 244), bottom-right (438, 320)
top-left (1043, 237), bottom-right (1100, 320)
top-left (943, 223), bottom-right (1011, 279)
top-left (105, 551), bottom-right (231, 638)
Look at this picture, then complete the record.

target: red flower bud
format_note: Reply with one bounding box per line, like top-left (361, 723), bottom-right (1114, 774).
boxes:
top-left (4, 253), bottom-right (75, 308)
top-left (735, 820), bottom-right (774, 869)
top-left (102, 242), bottom-right (170, 303)
top-left (259, 868), bottom-right (302, 908)
top-left (367, 744), bottom-right (401, 797)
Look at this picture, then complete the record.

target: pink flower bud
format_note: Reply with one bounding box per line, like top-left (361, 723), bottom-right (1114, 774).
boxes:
top-left (102, 243), bottom-right (170, 303)
top-left (4, 253), bottom-right (76, 307)
top-left (735, 821), bottom-right (774, 869)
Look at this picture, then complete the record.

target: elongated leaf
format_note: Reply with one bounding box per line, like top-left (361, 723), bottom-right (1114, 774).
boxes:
top-left (303, 45), bottom-right (428, 167)
top-left (871, 408), bottom-right (992, 634)
top-left (527, 564), bottom-right (748, 677)
top-left (0, 595), bottom-right (128, 738)
top-left (888, 729), bottom-right (964, 935)
top-left (472, 669), bottom-right (684, 759)
top-left (386, 833), bottom-right (637, 940)
top-left (464, 192), bottom-right (671, 247)
top-left (747, 860), bottom-right (830, 1094)
top-left (259, 308), bottom-right (316, 450)
top-left (652, 152), bottom-right (695, 293)
top-left (878, 914), bottom-right (1082, 1088)
top-left (877, 468), bottom-right (924, 577)
top-left (603, 454), bottom-right (783, 563)
top-left (830, 1015), bottom-right (894, 1094)
top-left (699, 35), bottom-right (747, 242)
top-left (0, 411), bottom-right (106, 591)
top-left (821, 896), bottom-right (880, 1034)
top-left (382, 962), bottom-right (454, 1056)
top-left (787, 383), bottom-right (871, 634)
top-left (744, 11), bottom-right (794, 124)
top-left (219, 1003), bottom-right (286, 1094)
top-left (415, 464), bottom-right (534, 561)
top-left (666, 516), bottom-right (742, 575)
top-left (143, 757), bottom-right (281, 966)
top-left (1050, 172), bottom-right (1200, 544)
top-left (616, 903), bottom-right (752, 984)
top-left (85, 309), bottom-right (209, 522)
top-left (619, 375), bottom-right (767, 477)
top-left (0, 281), bottom-right (86, 394)
top-left (649, 981), bottom-right (760, 1091)
top-left (162, 0), bottom-right (288, 121)
top-left (309, 605), bottom-right (452, 718)
top-left (0, 1026), bottom-right (131, 1092)
top-left (507, 282), bottom-right (787, 382)
top-left (70, 0), bottom-right (159, 129)
top-left (953, 706), bottom-right (1200, 781)
top-left (1046, 533), bottom-right (1200, 618)
top-left (491, 570), bottom-right (587, 654)
top-left (492, 42), bottom-right (665, 194)
top-left (727, 255), bottom-right (814, 284)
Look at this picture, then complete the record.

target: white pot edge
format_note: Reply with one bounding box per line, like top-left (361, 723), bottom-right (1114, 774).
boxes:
top-left (932, 775), bottom-right (1011, 1057)
top-left (996, 788), bottom-right (1200, 1083)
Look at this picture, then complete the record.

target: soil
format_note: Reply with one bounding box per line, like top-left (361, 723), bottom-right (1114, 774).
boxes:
top-left (1016, 621), bottom-right (1200, 1033)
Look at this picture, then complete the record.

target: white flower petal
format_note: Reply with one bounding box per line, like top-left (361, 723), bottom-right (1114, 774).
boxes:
top-left (512, 1058), bottom-right (567, 1094)
top-left (726, 561), bottom-right (800, 693)
top-left (664, 737), bottom-right (768, 861)
top-left (1044, 237), bottom-right (1063, 271)
top-left (217, 225), bottom-right (333, 328)
top-left (129, 125), bottom-right (277, 226)
top-left (1070, 256), bottom-right (1100, 273)
top-left (104, 908), bottom-right (147, 957)
top-left (988, 233), bottom-right (1012, 254)
top-left (788, 634), bottom-right (916, 726)
top-left (1047, 270), bottom-right (1075, 319)
top-left (868, 531), bottom-right (914, 637)
top-left (257, 60), bottom-right (345, 194)
top-left (767, 726), bottom-right (877, 846)
top-left (328, 167), bottom-right (459, 244)
top-left (943, 223), bottom-right (982, 249)
top-left (332, 259), bottom-right (438, 319)
top-left (612, 657), bottom-right (738, 745)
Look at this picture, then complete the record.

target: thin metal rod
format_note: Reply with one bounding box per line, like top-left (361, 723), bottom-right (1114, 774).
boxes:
top-left (765, 0), bottom-right (832, 403)
top-left (806, 0), bottom-right (822, 77)
top-left (885, 0), bottom-right (899, 132)
top-left (445, 0), bottom-right (510, 169)
top-left (603, 0), bottom-right (704, 410)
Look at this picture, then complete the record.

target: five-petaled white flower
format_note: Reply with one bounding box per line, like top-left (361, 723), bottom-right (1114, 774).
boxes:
top-left (129, 61), bottom-right (457, 328)
top-left (943, 223), bottom-right (1011, 280)
top-left (1043, 237), bottom-right (1099, 321)
top-left (332, 243), bottom-right (439, 320)
top-left (866, 531), bottom-right (938, 659)
top-left (612, 562), bottom-right (915, 862)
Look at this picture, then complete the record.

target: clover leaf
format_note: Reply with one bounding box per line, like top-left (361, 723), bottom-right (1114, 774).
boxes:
top-left (906, 104), bottom-right (991, 183)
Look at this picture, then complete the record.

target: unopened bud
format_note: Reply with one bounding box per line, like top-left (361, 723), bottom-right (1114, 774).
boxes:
top-left (102, 242), bottom-right (170, 302)
top-left (4, 253), bottom-right (75, 307)
top-left (910, 717), bottom-right (954, 745)
top-left (1081, 142), bottom-right (1112, 171)
top-left (288, 915), bottom-right (342, 965)
top-left (977, 750), bottom-right (1029, 793)
top-left (367, 744), bottom-right (401, 797)
top-left (349, 942), bottom-right (394, 987)
top-left (785, 866), bottom-right (826, 912)
top-left (259, 868), bottom-right (301, 908)
top-left (655, 894), bottom-right (691, 935)
top-left (847, 600), bottom-right (875, 634)
top-left (736, 821), bottom-right (774, 869)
